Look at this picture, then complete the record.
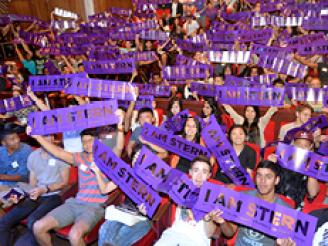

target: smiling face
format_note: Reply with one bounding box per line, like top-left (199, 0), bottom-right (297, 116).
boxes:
top-left (81, 135), bottom-right (94, 154)
top-left (297, 108), bottom-right (312, 124)
top-left (255, 168), bottom-right (279, 196)
top-left (230, 127), bottom-right (246, 145)
top-left (202, 101), bottom-right (212, 117)
top-left (170, 101), bottom-right (181, 116)
top-left (184, 118), bottom-right (197, 140)
top-left (189, 161), bottom-right (211, 187)
top-left (244, 106), bottom-right (257, 121)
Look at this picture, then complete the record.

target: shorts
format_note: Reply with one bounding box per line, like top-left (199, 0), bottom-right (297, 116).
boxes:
top-left (47, 197), bottom-right (104, 231)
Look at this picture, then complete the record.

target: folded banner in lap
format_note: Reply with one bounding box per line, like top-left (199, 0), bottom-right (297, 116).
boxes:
top-left (258, 55), bottom-right (308, 79)
top-left (28, 100), bottom-right (118, 135)
top-left (134, 84), bottom-right (170, 97)
top-left (29, 73), bottom-right (87, 92)
top-left (216, 86), bottom-right (285, 107)
top-left (276, 142), bottom-right (328, 182)
top-left (141, 123), bottom-right (211, 161)
top-left (83, 59), bottom-right (135, 74)
top-left (65, 77), bottom-right (137, 101)
top-left (160, 109), bottom-right (190, 133)
top-left (0, 95), bottom-right (34, 114)
top-left (193, 181), bottom-right (317, 245)
top-left (163, 65), bottom-right (210, 80)
top-left (209, 51), bottom-right (251, 64)
top-left (93, 140), bottom-right (161, 217)
top-left (201, 120), bottom-right (255, 187)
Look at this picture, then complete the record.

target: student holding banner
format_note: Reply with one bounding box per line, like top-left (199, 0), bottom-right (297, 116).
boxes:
top-left (219, 161), bottom-right (296, 246)
top-left (155, 156), bottom-right (221, 246)
top-left (27, 127), bottom-right (118, 246)
top-left (222, 104), bottom-right (277, 147)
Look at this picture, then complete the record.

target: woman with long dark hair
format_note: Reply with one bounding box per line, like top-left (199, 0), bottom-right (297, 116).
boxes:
top-left (201, 97), bottom-right (222, 125)
top-left (165, 97), bottom-right (183, 119)
top-left (222, 104), bottom-right (277, 147)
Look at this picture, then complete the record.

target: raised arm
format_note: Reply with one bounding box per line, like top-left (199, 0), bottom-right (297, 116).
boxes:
top-left (293, 54), bottom-right (318, 69)
top-left (14, 44), bottom-right (25, 62)
top-left (27, 86), bottom-right (50, 111)
top-left (27, 126), bottom-right (74, 164)
top-left (222, 104), bottom-right (244, 124)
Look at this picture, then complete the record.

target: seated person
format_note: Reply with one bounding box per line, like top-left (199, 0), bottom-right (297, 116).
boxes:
top-left (127, 108), bottom-right (168, 159)
top-left (155, 156), bottom-right (220, 246)
top-left (27, 127), bottom-right (117, 246)
top-left (0, 127), bottom-right (32, 207)
top-left (219, 161), bottom-right (296, 246)
top-left (0, 134), bottom-right (69, 246)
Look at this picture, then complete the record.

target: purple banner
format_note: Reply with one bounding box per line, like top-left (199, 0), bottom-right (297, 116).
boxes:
top-left (190, 83), bottom-right (217, 97)
top-left (65, 78), bottom-right (137, 101)
top-left (201, 120), bottom-right (255, 187)
top-left (134, 84), bottom-right (171, 97)
top-left (207, 30), bottom-right (238, 43)
top-left (193, 181), bottom-right (317, 245)
top-left (119, 20), bottom-right (158, 32)
top-left (89, 46), bottom-right (119, 60)
top-left (297, 41), bottom-right (328, 56)
top-left (276, 142), bottom-right (328, 182)
top-left (160, 109), bottom-right (190, 133)
top-left (238, 28), bottom-right (272, 43)
top-left (163, 65), bottom-right (209, 80)
top-left (287, 33), bottom-right (326, 48)
top-left (140, 30), bottom-right (168, 41)
top-left (134, 146), bottom-right (200, 208)
top-left (83, 59), bottom-right (135, 74)
top-left (93, 140), bottom-right (161, 217)
top-left (303, 18), bottom-right (328, 30)
top-left (258, 55), bottom-right (308, 79)
top-left (141, 123), bottom-right (211, 161)
top-left (19, 30), bottom-right (50, 47)
top-left (176, 39), bottom-right (208, 52)
top-left (118, 52), bottom-right (158, 62)
top-left (44, 60), bottom-right (61, 75)
top-left (251, 44), bottom-right (290, 57)
top-left (28, 100), bottom-right (118, 135)
top-left (246, 74), bottom-right (278, 85)
top-left (0, 95), bottom-right (34, 114)
top-left (216, 86), bottom-right (284, 107)
top-left (135, 95), bottom-right (154, 110)
top-left (29, 73), bottom-right (87, 92)
top-left (110, 7), bottom-right (132, 17)
top-left (209, 51), bottom-right (251, 64)
top-left (286, 86), bottom-right (327, 105)
top-left (51, 20), bottom-right (77, 30)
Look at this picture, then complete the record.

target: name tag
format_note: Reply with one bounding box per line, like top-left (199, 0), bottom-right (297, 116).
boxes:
top-left (79, 163), bottom-right (89, 172)
top-left (48, 159), bottom-right (56, 166)
top-left (11, 161), bottom-right (19, 169)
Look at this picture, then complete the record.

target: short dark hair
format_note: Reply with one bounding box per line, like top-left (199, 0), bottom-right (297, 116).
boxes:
top-left (296, 103), bottom-right (314, 113)
top-left (137, 107), bottom-right (154, 119)
top-left (0, 128), bottom-right (18, 141)
top-left (80, 128), bottom-right (97, 137)
top-left (256, 160), bottom-right (281, 177)
top-left (190, 156), bottom-right (212, 173)
top-left (228, 124), bottom-right (247, 142)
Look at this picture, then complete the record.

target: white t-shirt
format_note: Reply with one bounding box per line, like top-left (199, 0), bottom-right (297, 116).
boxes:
top-left (172, 2), bottom-right (178, 17)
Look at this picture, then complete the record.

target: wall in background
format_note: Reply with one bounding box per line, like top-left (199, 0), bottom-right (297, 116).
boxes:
top-left (8, 0), bottom-right (132, 21)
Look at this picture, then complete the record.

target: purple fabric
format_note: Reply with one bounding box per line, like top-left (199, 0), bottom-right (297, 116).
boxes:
top-left (209, 51), bottom-right (251, 64)
top-left (110, 7), bottom-right (132, 17)
top-left (28, 100), bottom-right (119, 135)
top-left (286, 86), bottom-right (327, 105)
top-left (176, 39), bottom-right (208, 52)
top-left (163, 65), bottom-right (209, 80)
top-left (65, 78), bottom-right (137, 101)
top-left (216, 86), bottom-right (284, 107)
top-left (190, 83), bottom-right (217, 97)
top-left (40, 47), bottom-right (61, 56)
top-left (83, 59), bottom-right (135, 74)
top-left (258, 55), bottom-right (308, 79)
top-left (160, 109), bottom-right (190, 133)
top-left (44, 60), bottom-right (61, 75)
top-left (238, 28), bottom-right (273, 43)
top-left (140, 30), bottom-right (168, 41)
top-left (318, 141), bottom-right (328, 156)
top-left (276, 142), bottom-right (328, 182)
top-left (51, 20), bottom-right (77, 30)
top-left (283, 115), bottom-right (328, 144)
top-left (224, 75), bottom-right (257, 87)
top-left (302, 18), bottom-right (328, 30)
top-left (118, 52), bottom-right (158, 62)
top-left (120, 20), bottom-right (158, 32)
top-left (207, 30), bottom-right (238, 43)
top-left (221, 11), bottom-right (252, 21)
top-left (201, 120), bottom-right (255, 187)
top-left (193, 181), bottom-right (317, 245)
top-left (18, 30), bottom-right (50, 47)
top-left (93, 140), bottom-right (161, 217)
top-left (109, 31), bottom-right (136, 41)
top-left (29, 73), bottom-right (87, 92)
top-left (251, 44), bottom-right (290, 56)
top-left (134, 84), bottom-right (170, 97)
top-left (135, 95), bottom-right (154, 110)
top-left (89, 46), bottom-right (119, 60)
top-left (0, 95), bottom-right (34, 114)
top-left (297, 40), bottom-right (328, 55)
top-left (246, 74), bottom-right (278, 85)
top-left (141, 123), bottom-right (211, 161)
top-left (287, 33), bottom-right (326, 48)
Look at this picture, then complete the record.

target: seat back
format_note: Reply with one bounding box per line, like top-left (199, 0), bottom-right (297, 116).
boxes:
top-left (264, 120), bottom-right (276, 143)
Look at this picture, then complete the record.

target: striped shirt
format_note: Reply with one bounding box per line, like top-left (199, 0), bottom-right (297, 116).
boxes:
top-left (73, 152), bottom-right (108, 205)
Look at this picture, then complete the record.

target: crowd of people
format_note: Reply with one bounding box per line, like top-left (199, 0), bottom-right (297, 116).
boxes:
top-left (0, 0), bottom-right (328, 245)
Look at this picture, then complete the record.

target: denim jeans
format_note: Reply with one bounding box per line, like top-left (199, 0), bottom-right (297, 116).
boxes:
top-left (98, 219), bottom-right (151, 246)
top-left (0, 195), bottom-right (62, 246)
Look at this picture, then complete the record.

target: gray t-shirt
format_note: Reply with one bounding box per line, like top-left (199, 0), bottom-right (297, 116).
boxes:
top-left (235, 190), bottom-right (291, 246)
top-left (27, 149), bottom-right (69, 196)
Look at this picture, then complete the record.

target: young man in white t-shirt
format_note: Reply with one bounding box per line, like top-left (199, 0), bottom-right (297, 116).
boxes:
top-left (155, 156), bottom-right (220, 246)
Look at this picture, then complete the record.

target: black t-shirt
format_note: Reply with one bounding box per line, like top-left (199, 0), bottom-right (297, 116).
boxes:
top-left (318, 62), bottom-right (328, 85)
top-left (215, 145), bottom-right (256, 183)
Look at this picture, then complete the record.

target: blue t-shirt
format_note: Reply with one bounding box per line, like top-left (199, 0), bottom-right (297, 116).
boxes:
top-left (0, 143), bottom-right (32, 186)
top-left (235, 190), bottom-right (291, 246)
top-left (22, 59), bottom-right (37, 75)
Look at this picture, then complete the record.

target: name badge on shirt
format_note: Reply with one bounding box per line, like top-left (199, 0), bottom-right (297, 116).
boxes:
top-left (79, 163), bottom-right (89, 172)
top-left (48, 158), bottom-right (56, 166)
top-left (11, 161), bottom-right (19, 169)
